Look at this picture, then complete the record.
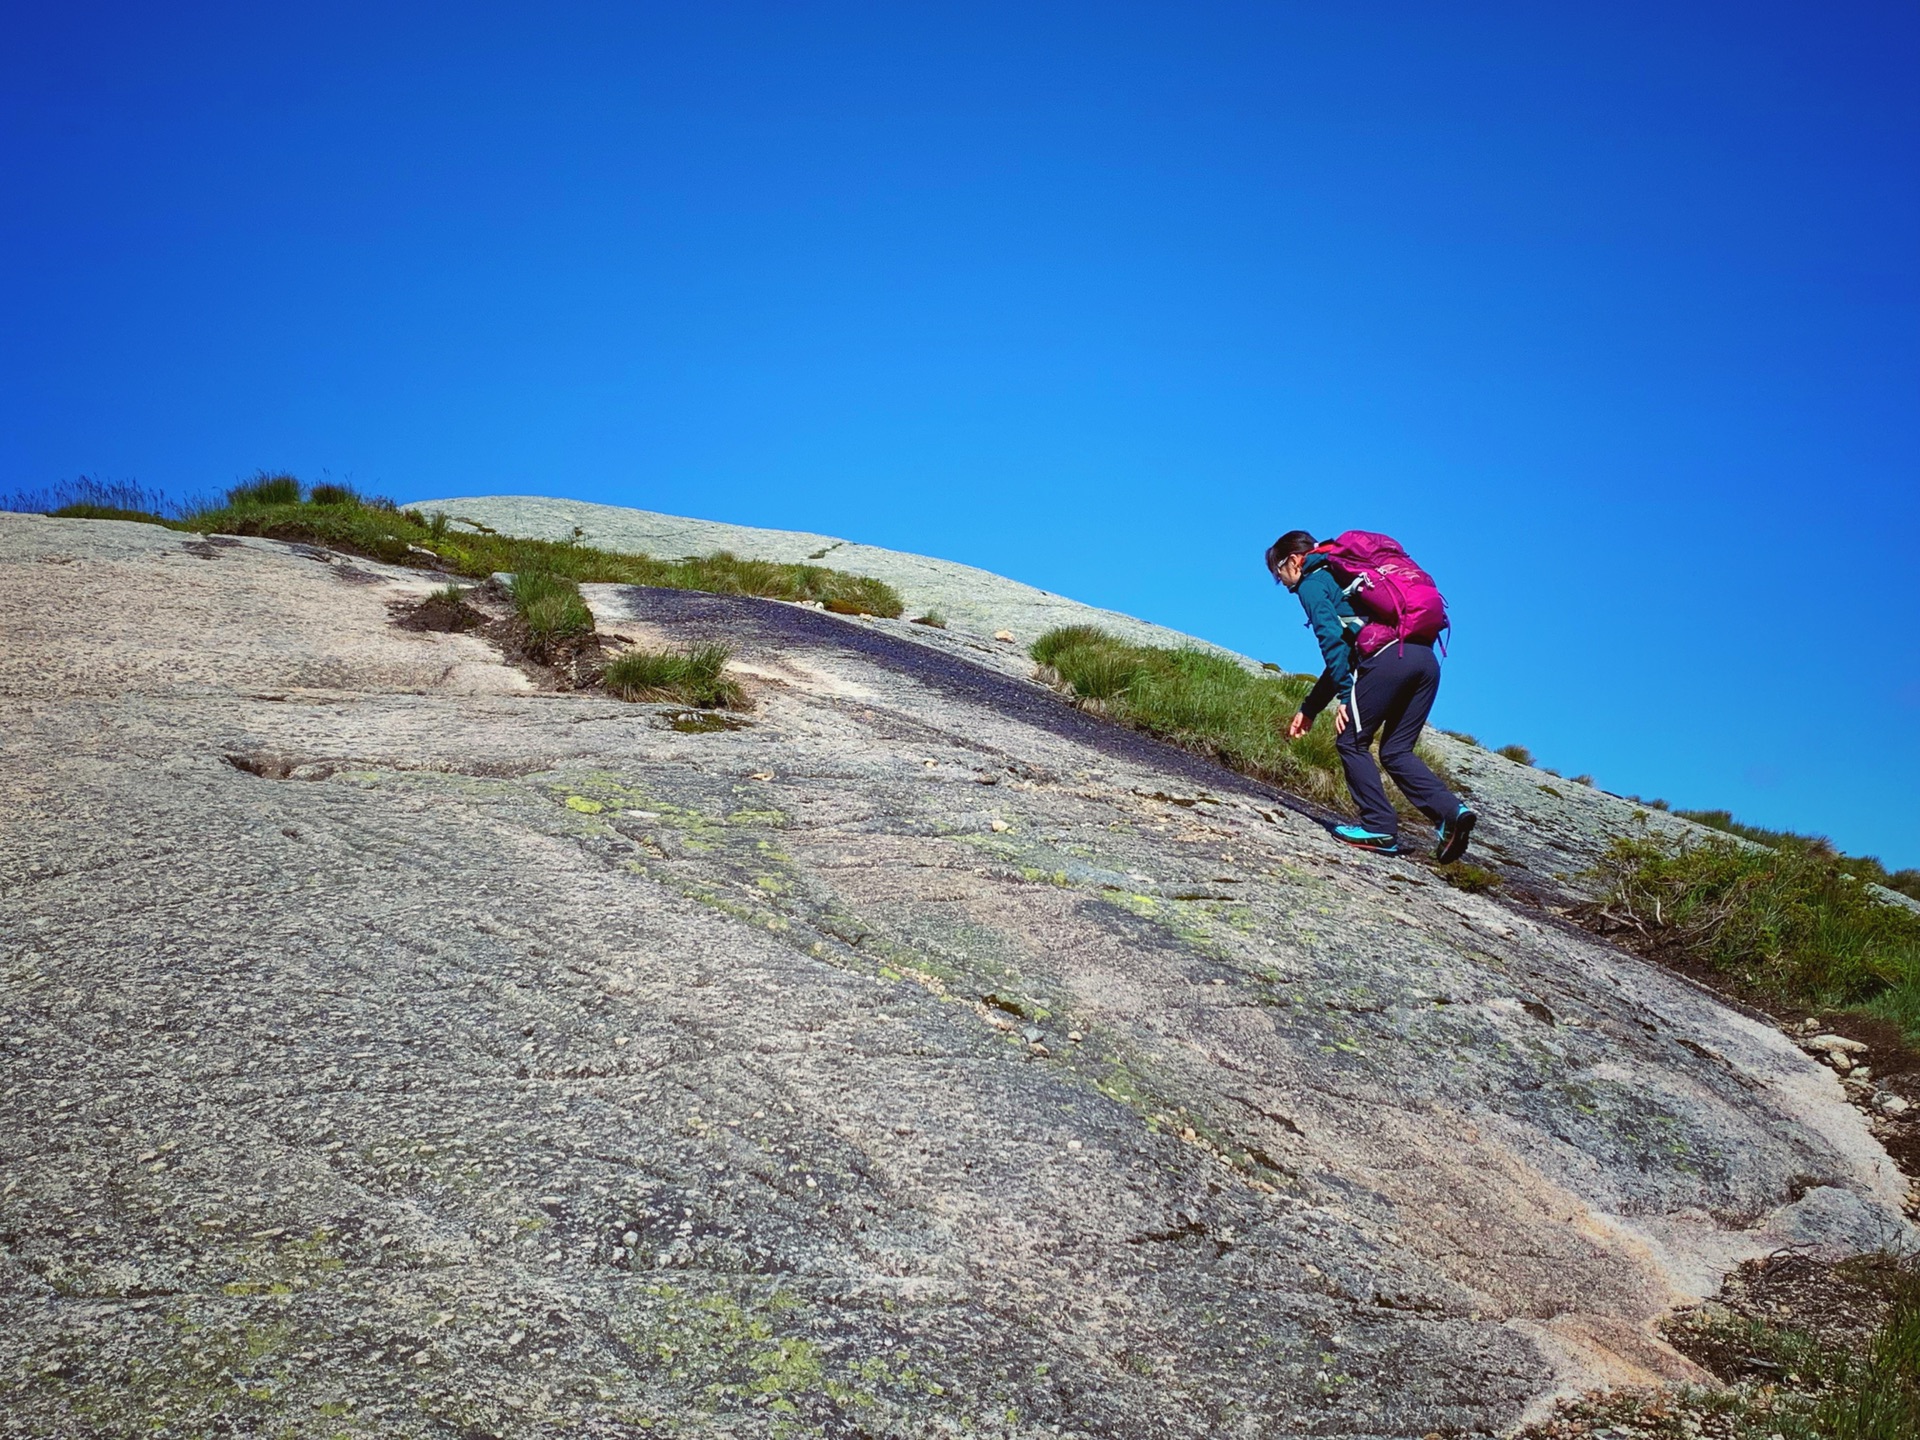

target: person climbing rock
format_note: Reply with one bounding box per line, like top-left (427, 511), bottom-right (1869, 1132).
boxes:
top-left (1266, 529), bottom-right (1475, 861)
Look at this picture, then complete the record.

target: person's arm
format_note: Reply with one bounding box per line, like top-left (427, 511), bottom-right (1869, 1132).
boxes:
top-left (1300, 668), bottom-right (1339, 722)
top-left (1294, 570), bottom-right (1354, 721)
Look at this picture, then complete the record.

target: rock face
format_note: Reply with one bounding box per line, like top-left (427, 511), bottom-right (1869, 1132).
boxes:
top-left (1, 511), bottom-right (1910, 1439)
top-left (406, 496), bottom-right (1753, 905)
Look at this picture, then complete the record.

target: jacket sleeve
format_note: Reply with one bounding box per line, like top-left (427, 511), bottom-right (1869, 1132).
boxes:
top-left (1295, 570), bottom-right (1354, 719)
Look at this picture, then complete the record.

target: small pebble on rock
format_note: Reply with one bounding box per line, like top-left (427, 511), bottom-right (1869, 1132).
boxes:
top-left (1808, 1033), bottom-right (1868, 1054)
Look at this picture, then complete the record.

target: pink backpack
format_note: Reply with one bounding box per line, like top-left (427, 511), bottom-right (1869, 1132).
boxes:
top-left (1313, 531), bottom-right (1450, 654)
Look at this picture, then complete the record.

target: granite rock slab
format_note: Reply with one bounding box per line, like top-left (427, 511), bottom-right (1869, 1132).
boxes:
top-left (1, 513), bottom-right (1908, 1439)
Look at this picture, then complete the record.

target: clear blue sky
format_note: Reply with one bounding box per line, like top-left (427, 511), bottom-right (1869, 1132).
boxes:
top-left (5, 2), bottom-right (1917, 867)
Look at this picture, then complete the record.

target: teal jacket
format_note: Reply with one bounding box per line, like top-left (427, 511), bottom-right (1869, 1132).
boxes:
top-left (1292, 553), bottom-right (1364, 720)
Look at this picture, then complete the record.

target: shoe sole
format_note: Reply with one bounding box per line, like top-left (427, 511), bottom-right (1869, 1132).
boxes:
top-left (1436, 810), bottom-right (1477, 865)
top-left (1334, 835), bottom-right (1399, 855)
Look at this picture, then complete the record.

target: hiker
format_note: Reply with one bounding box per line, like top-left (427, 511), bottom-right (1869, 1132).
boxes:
top-left (1266, 530), bottom-right (1475, 861)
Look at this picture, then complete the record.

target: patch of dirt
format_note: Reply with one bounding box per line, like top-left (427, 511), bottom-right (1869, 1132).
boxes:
top-left (1519, 1251), bottom-right (1915, 1440)
top-left (1674, 1250), bottom-right (1901, 1369)
top-left (389, 593), bottom-right (486, 633)
top-left (1802, 1009), bottom-right (1920, 1081)
top-left (385, 581), bottom-right (605, 690)
top-left (495, 616), bottom-right (603, 690)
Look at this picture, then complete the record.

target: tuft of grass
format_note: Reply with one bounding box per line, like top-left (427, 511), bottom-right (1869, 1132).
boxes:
top-left (910, 612), bottom-right (947, 629)
top-left (509, 569), bottom-right (594, 642)
top-left (226, 472), bottom-right (302, 507)
top-left (1591, 833), bottom-right (1920, 1041)
top-left (427, 583), bottom-right (469, 604)
top-left (1811, 1271), bottom-right (1920, 1440)
top-left (604, 644), bottom-right (747, 709)
top-left (1437, 862), bottom-right (1502, 894)
top-left (308, 482), bottom-right (366, 507)
top-left (1678, 808), bottom-right (1920, 902)
top-left (1494, 743), bottom-right (1534, 764)
top-left (3, 477), bottom-right (189, 523)
top-left (1031, 625), bottom-right (1449, 816)
top-left (1442, 730), bottom-right (1481, 747)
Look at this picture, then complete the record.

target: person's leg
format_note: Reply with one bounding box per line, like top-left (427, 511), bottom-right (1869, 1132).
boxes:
top-left (1335, 661), bottom-right (1401, 837)
top-left (1375, 646), bottom-right (1463, 827)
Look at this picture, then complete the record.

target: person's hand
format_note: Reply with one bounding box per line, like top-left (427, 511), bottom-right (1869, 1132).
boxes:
top-left (1331, 703), bottom-right (1350, 736)
top-left (1286, 711), bottom-right (1312, 741)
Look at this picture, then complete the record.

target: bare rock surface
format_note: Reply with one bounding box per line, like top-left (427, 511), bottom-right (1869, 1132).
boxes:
top-left (407, 496), bottom-right (1753, 904)
top-left (2, 512), bottom-right (1911, 1438)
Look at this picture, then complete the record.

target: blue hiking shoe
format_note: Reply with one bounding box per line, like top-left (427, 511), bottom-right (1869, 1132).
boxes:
top-left (1332, 825), bottom-right (1400, 855)
top-left (1435, 806), bottom-right (1477, 864)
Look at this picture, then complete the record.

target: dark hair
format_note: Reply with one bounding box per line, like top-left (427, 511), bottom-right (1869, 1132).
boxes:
top-left (1265, 530), bottom-right (1317, 570)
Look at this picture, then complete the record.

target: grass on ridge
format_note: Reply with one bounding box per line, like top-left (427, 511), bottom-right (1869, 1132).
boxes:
top-left (1, 473), bottom-right (905, 617)
top-left (604, 644), bottom-right (747, 709)
top-left (1591, 832), bottom-right (1920, 1042)
top-left (189, 489), bottom-right (905, 616)
top-left (3, 477), bottom-right (188, 525)
top-left (1031, 624), bottom-right (1447, 816)
top-left (1677, 808), bottom-right (1920, 903)
top-left (50, 503), bottom-right (174, 525)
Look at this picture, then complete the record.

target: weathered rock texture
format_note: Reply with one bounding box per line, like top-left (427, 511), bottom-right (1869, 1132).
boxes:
top-left (407, 497), bottom-right (1746, 902)
top-left (1, 512), bottom-right (1909, 1439)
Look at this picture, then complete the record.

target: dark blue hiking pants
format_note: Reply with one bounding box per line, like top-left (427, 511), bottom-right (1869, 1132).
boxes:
top-left (1335, 641), bottom-right (1463, 839)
